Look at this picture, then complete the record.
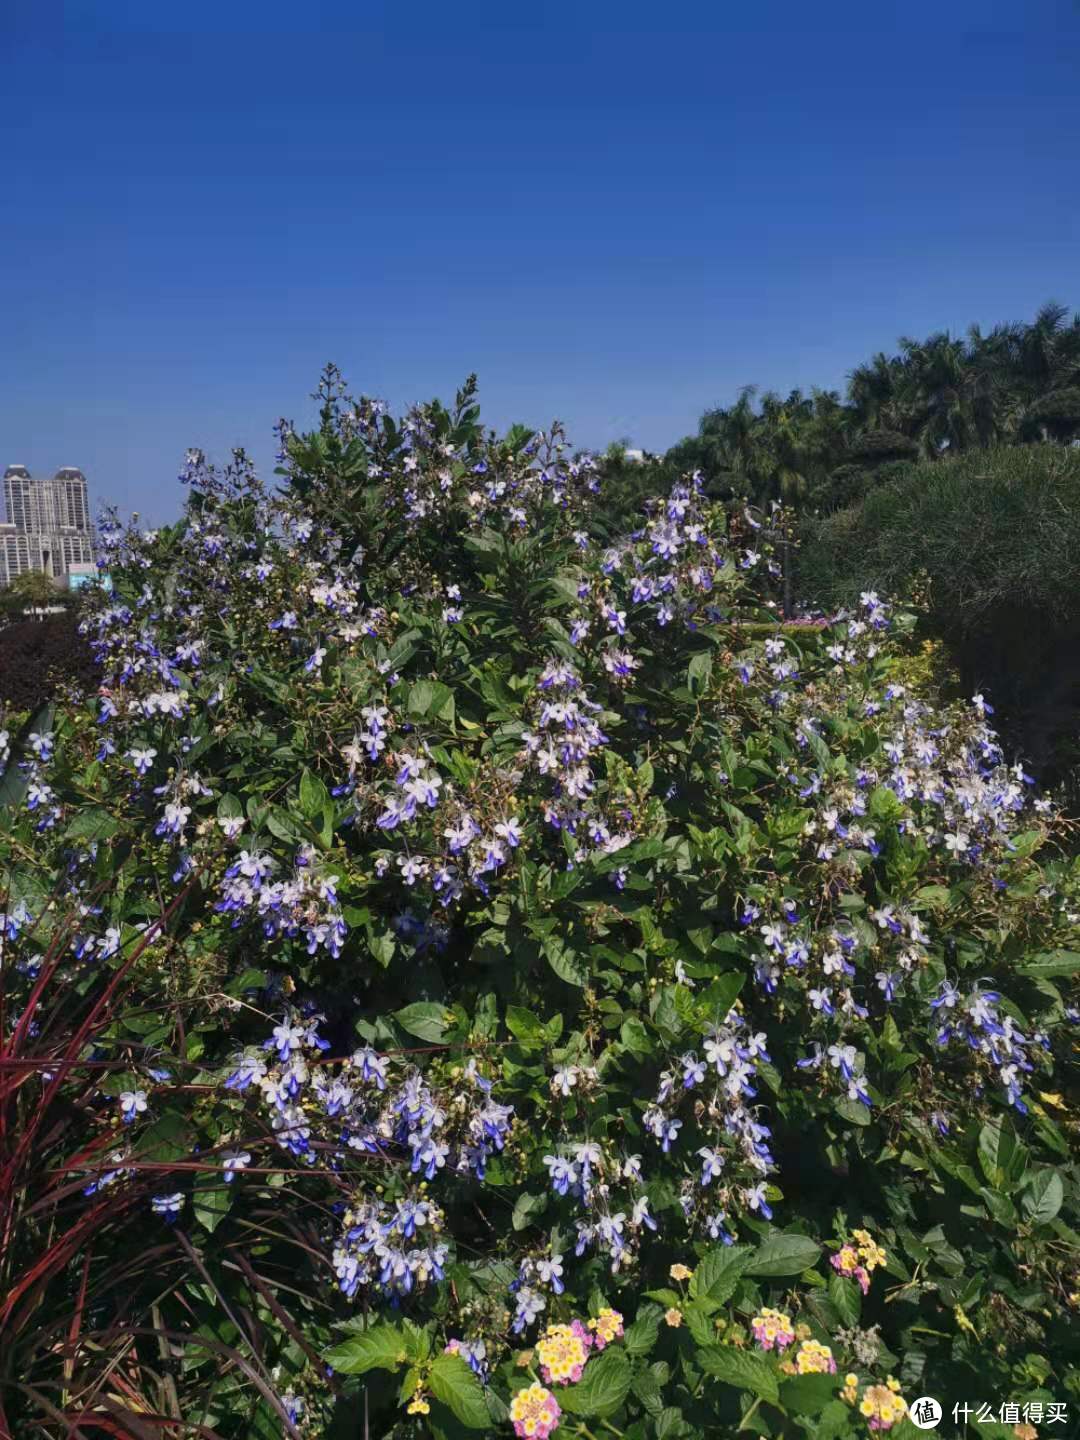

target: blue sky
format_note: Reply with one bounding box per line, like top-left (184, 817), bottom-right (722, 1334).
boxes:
top-left (2, 0), bottom-right (1078, 522)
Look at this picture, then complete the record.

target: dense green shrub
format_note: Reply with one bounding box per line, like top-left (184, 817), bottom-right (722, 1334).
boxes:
top-left (799, 445), bottom-right (1080, 794)
top-left (2, 377), bottom-right (1078, 1439)
top-left (0, 613), bottom-right (98, 710)
top-left (810, 461), bottom-right (917, 519)
top-left (1022, 388), bottom-right (1080, 443)
top-left (844, 433), bottom-right (919, 468)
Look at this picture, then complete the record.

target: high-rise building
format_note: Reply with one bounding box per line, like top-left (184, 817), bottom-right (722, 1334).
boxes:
top-left (1, 464), bottom-right (96, 586)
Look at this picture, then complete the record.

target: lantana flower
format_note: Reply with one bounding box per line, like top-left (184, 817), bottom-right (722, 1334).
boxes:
top-left (509, 1382), bottom-right (562, 1439)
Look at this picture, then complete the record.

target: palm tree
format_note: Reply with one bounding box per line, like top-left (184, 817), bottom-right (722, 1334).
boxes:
top-left (849, 352), bottom-right (904, 432)
top-left (671, 301), bottom-right (1080, 517)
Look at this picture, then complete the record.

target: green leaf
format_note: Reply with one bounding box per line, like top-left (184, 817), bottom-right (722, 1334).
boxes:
top-left (193, 1174), bottom-right (231, 1234)
top-left (64, 808), bottom-right (119, 842)
top-left (505, 1006), bottom-right (546, 1047)
top-left (980, 1187), bottom-right (1018, 1227)
top-left (407, 679), bottom-right (454, 720)
top-left (655, 1407), bottom-right (689, 1439)
top-left (682, 1300), bottom-right (718, 1348)
top-left (697, 1346), bottom-right (779, 1404)
top-left (687, 650), bottom-right (713, 693)
top-left (511, 1190), bottom-right (547, 1232)
top-left (368, 929), bottom-right (396, 967)
top-left (780, 1373), bottom-right (840, 1415)
top-left (696, 973), bottom-right (745, 1025)
top-left (690, 1245), bottom-right (751, 1305)
top-left (745, 1232), bottom-right (822, 1277)
top-left (623, 1307), bottom-right (660, 1357)
top-left (225, 967), bottom-right (266, 997)
top-left (978, 1116), bottom-right (1029, 1190)
top-left (407, 679), bottom-right (436, 714)
top-left (1034, 1114), bottom-right (1070, 1159)
top-left (324, 1322), bottom-right (409, 1375)
top-left (394, 1002), bottom-right (449, 1043)
top-left (543, 938), bottom-right (588, 988)
top-left (428, 1353), bottom-right (490, 1429)
top-left (827, 1273), bottom-right (861, 1327)
top-left (1022, 1170), bottom-right (1064, 1225)
top-left (298, 768), bottom-right (330, 821)
top-left (835, 1097), bottom-right (872, 1127)
top-left (135, 1113), bottom-right (193, 1164)
top-left (559, 1347), bottom-right (631, 1418)
top-left (620, 1017), bottom-right (651, 1055)
top-left (1020, 951), bottom-right (1080, 978)
top-left (815, 1399), bottom-right (857, 1440)
top-left (266, 806), bottom-right (304, 844)
top-left (543, 1013), bottom-right (564, 1044)
top-left (632, 1367), bottom-right (664, 1417)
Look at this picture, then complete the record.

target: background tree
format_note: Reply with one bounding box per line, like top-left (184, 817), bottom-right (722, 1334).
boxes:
top-left (666, 301), bottom-right (1080, 516)
top-left (0, 568), bottom-right (66, 619)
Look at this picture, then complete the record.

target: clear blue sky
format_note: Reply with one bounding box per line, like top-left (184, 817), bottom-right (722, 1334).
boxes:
top-left (2, 0), bottom-right (1078, 523)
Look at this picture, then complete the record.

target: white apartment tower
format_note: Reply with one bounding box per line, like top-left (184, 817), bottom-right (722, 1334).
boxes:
top-left (1, 463), bottom-right (96, 586)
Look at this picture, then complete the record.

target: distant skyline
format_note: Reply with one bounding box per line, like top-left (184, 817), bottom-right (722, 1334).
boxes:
top-left (3, 0), bottom-right (1079, 524)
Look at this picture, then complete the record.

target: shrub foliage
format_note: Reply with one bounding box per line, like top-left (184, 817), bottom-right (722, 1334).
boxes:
top-left (2, 371), bottom-right (1078, 1439)
top-left (798, 445), bottom-right (1080, 797)
top-left (0, 613), bottom-right (97, 711)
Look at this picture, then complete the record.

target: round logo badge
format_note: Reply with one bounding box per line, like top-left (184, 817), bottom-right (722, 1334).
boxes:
top-left (908, 1397), bottom-right (943, 1430)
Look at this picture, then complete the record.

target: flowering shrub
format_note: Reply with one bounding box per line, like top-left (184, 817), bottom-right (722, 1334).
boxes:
top-left (1, 366), bottom-right (1078, 1437)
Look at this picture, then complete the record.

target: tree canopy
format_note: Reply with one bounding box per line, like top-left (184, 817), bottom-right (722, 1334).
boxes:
top-left (662, 302), bottom-right (1080, 512)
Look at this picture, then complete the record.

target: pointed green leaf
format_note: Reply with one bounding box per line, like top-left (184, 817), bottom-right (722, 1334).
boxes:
top-left (745, 1232), bottom-right (822, 1277)
top-left (1022, 1170), bottom-right (1063, 1225)
top-left (690, 1245), bottom-right (751, 1305)
top-left (324, 1322), bottom-right (409, 1375)
top-left (428, 1353), bottom-right (490, 1428)
top-left (698, 1346), bottom-right (779, 1403)
top-left (558, 1347), bottom-right (631, 1418)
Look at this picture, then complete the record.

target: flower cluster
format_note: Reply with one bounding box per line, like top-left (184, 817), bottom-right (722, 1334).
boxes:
top-left (216, 847), bottom-right (347, 959)
top-left (587, 1307), bottom-right (624, 1349)
top-left (444, 1337), bottom-right (488, 1379)
top-left (643, 1005), bottom-right (776, 1239)
top-left (405, 1384), bottom-right (430, 1416)
top-left (4, 380), bottom-right (1073, 1440)
top-left (537, 1140), bottom-right (658, 1279)
top-left (750, 1306), bottom-right (796, 1351)
top-left (509, 1382), bottom-right (562, 1440)
top-left (569, 476), bottom-right (749, 649)
top-left (223, 1012), bottom-right (512, 1300)
top-left (366, 740), bottom-right (526, 903)
top-left (852, 1379), bottom-right (908, 1432)
top-left (519, 660), bottom-right (633, 861)
top-left (535, 1320), bottom-right (592, 1385)
top-left (18, 728), bottom-right (62, 831)
top-left (726, 593), bottom-right (1062, 1131)
top-left (318, 392), bottom-right (601, 541)
top-left (789, 1338), bottom-right (837, 1375)
top-left (332, 1195), bottom-right (449, 1302)
top-left (831, 1229), bottom-right (887, 1295)
top-left (931, 978), bottom-right (1045, 1115)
